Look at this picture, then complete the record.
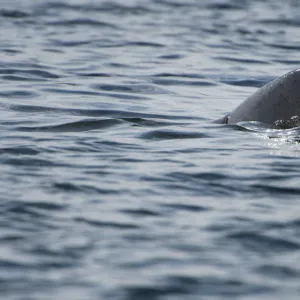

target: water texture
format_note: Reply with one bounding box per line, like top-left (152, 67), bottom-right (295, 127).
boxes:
top-left (1, 0), bottom-right (300, 299)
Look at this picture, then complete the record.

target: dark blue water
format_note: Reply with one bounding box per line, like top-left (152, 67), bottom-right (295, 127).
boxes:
top-left (2, 0), bottom-right (300, 299)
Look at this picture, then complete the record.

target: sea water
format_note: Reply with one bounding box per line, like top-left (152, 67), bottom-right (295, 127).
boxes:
top-left (1, 1), bottom-right (300, 299)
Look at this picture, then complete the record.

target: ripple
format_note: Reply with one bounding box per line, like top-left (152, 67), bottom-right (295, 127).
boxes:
top-left (113, 41), bottom-right (165, 48)
top-left (91, 83), bottom-right (168, 95)
top-left (226, 232), bottom-right (300, 253)
top-left (158, 54), bottom-right (185, 60)
top-left (215, 56), bottom-right (270, 65)
top-left (139, 129), bottom-right (209, 140)
top-left (256, 264), bottom-right (300, 279)
top-left (163, 171), bottom-right (249, 197)
top-left (154, 0), bottom-right (192, 8)
top-left (0, 68), bottom-right (60, 79)
top-left (41, 2), bottom-right (154, 15)
top-left (52, 182), bottom-right (118, 195)
top-left (7, 201), bottom-right (65, 214)
top-left (3, 157), bottom-right (59, 167)
top-left (75, 217), bottom-right (140, 230)
top-left (49, 39), bottom-right (92, 47)
top-left (207, 3), bottom-right (245, 10)
top-left (8, 104), bottom-right (201, 120)
top-left (123, 276), bottom-right (271, 299)
top-left (4, 201), bottom-right (66, 231)
top-left (160, 203), bottom-right (209, 213)
top-left (18, 118), bottom-right (124, 132)
top-left (153, 73), bottom-right (206, 79)
top-left (272, 59), bottom-right (300, 65)
top-left (0, 62), bottom-right (50, 70)
top-left (76, 72), bottom-right (112, 77)
top-left (252, 184), bottom-right (300, 196)
top-left (260, 18), bottom-right (300, 26)
top-left (120, 208), bottom-right (161, 217)
top-left (2, 75), bottom-right (45, 82)
top-left (0, 10), bottom-right (29, 18)
top-left (0, 90), bottom-right (38, 98)
top-left (121, 118), bottom-right (186, 127)
top-left (266, 43), bottom-right (300, 50)
top-left (1, 49), bottom-right (22, 54)
top-left (47, 19), bottom-right (117, 28)
top-left (152, 78), bottom-right (216, 86)
top-left (221, 79), bottom-right (265, 87)
top-left (0, 146), bottom-right (39, 155)
top-left (44, 87), bottom-right (148, 100)
top-left (0, 259), bottom-right (32, 270)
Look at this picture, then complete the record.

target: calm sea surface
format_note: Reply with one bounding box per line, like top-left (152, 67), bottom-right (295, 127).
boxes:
top-left (2, 0), bottom-right (300, 299)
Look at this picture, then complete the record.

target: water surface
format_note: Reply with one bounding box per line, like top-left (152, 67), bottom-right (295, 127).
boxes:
top-left (2, 1), bottom-right (300, 299)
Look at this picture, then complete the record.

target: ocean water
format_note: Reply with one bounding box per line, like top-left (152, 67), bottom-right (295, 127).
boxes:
top-left (1, 0), bottom-right (300, 299)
